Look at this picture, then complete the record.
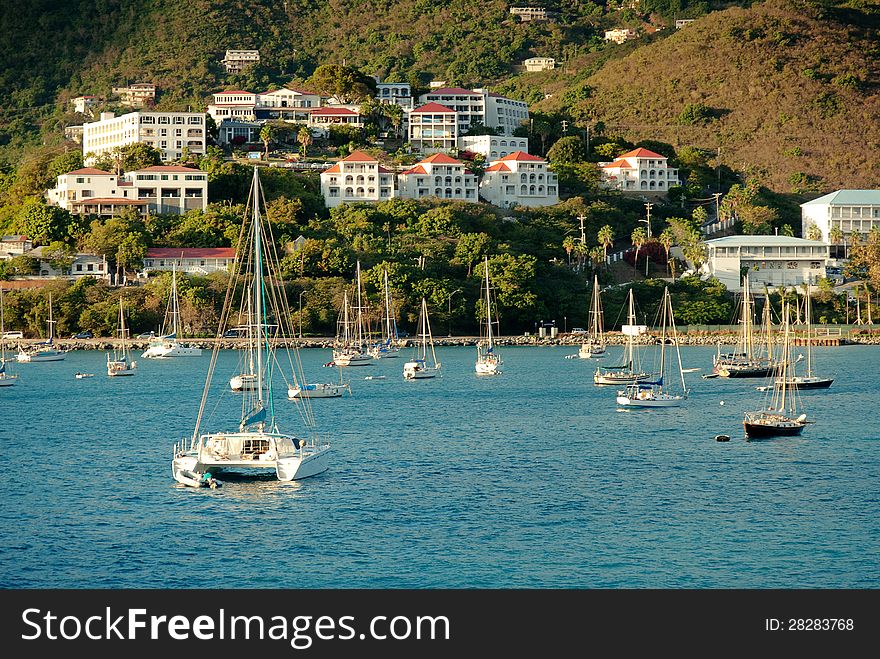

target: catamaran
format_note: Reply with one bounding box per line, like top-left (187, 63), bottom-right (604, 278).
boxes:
top-left (475, 257), bottom-right (502, 375)
top-left (141, 264), bottom-right (202, 359)
top-left (0, 288), bottom-right (18, 386)
top-left (594, 288), bottom-right (651, 385)
top-left (172, 167), bottom-right (330, 485)
top-left (332, 262), bottom-right (373, 366)
top-left (579, 274), bottom-right (606, 359)
top-left (107, 297), bottom-right (137, 376)
top-left (616, 287), bottom-right (688, 407)
top-left (17, 292), bottom-right (65, 362)
top-left (404, 297), bottom-right (441, 380)
top-left (370, 268), bottom-right (400, 359)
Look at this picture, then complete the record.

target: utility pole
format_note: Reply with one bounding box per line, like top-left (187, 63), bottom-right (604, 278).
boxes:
top-left (577, 214), bottom-right (587, 245)
top-left (643, 203), bottom-right (653, 239)
top-left (561, 119), bottom-right (568, 133)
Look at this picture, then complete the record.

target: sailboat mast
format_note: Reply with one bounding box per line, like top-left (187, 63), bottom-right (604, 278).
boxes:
top-left (805, 284), bottom-right (813, 377)
top-left (47, 292), bottom-right (55, 341)
top-left (421, 298), bottom-right (427, 359)
top-left (384, 268), bottom-right (392, 341)
top-left (484, 257), bottom-right (494, 350)
top-left (659, 288), bottom-right (668, 387)
top-left (252, 168), bottom-right (264, 403)
top-left (355, 262), bottom-right (364, 348)
top-left (626, 289), bottom-right (635, 368)
top-left (779, 301), bottom-right (789, 412)
top-left (743, 276), bottom-right (752, 360)
top-left (1, 287), bottom-right (6, 363)
top-left (668, 289), bottom-right (687, 393)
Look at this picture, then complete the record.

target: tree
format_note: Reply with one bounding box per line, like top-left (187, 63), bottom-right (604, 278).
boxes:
top-left (631, 227), bottom-right (648, 275)
top-left (659, 228), bottom-right (674, 278)
top-left (297, 126), bottom-right (313, 158)
top-left (43, 240), bottom-right (76, 274)
top-left (562, 235), bottom-right (576, 265)
top-left (384, 103), bottom-right (404, 138)
top-left (454, 232), bottom-right (492, 276)
top-left (306, 64), bottom-right (377, 103)
top-left (260, 123), bottom-right (276, 160)
top-left (116, 233), bottom-right (147, 278)
top-left (93, 143), bottom-right (162, 174)
top-left (740, 205), bottom-right (777, 235)
top-left (829, 226), bottom-right (844, 246)
top-left (806, 224), bottom-right (823, 241)
top-left (15, 199), bottom-right (71, 246)
top-left (597, 224), bottom-right (614, 261)
top-left (782, 224), bottom-right (795, 237)
top-left (547, 136), bottom-right (585, 164)
top-left (572, 240), bottom-right (588, 272)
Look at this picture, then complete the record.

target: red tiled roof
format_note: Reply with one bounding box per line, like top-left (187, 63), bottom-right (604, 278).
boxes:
top-left (412, 102), bottom-right (456, 114)
top-left (312, 107), bottom-right (359, 116)
top-left (217, 90), bottom-right (254, 95)
top-left (499, 151), bottom-right (545, 162)
top-left (74, 198), bottom-right (147, 204)
top-left (485, 163), bottom-right (511, 172)
top-left (66, 167), bottom-right (113, 176)
top-left (427, 87), bottom-right (480, 96)
top-left (618, 147), bottom-right (667, 159)
top-left (601, 159), bottom-right (630, 169)
top-left (341, 150), bottom-right (378, 162)
top-left (400, 165), bottom-right (428, 176)
top-left (322, 164), bottom-right (342, 174)
top-left (1, 235), bottom-right (29, 242)
top-left (137, 165), bottom-right (202, 172)
top-left (146, 248), bottom-right (236, 258)
top-left (419, 153), bottom-right (462, 165)
top-left (377, 166), bottom-right (392, 174)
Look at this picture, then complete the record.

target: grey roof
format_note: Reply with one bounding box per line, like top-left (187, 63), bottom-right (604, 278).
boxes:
top-left (801, 190), bottom-right (880, 206)
top-left (705, 235), bottom-right (828, 247)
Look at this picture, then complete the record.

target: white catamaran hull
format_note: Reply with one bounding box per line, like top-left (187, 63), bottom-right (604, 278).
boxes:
top-left (142, 343), bottom-right (202, 358)
top-left (288, 383), bottom-right (349, 398)
top-left (333, 351), bottom-right (373, 366)
top-left (17, 350), bottom-right (65, 362)
top-left (616, 393), bottom-right (685, 407)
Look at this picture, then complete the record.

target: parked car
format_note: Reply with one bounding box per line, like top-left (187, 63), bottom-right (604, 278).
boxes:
top-left (72, 331), bottom-right (94, 339)
top-left (570, 327), bottom-right (587, 335)
top-left (1, 331), bottom-right (23, 339)
top-left (136, 331), bottom-right (155, 339)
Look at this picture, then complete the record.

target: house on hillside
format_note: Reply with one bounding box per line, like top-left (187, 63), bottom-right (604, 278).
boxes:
top-left (604, 28), bottom-right (637, 44)
top-left (25, 246), bottom-right (108, 281)
top-left (800, 189), bottom-right (880, 246)
top-left (523, 57), bottom-right (555, 72)
top-left (141, 248), bottom-right (237, 276)
top-left (1, 235), bottom-right (33, 260)
top-left (397, 154), bottom-right (478, 202)
top-left (703, 235), bottom-right (828, 292)
top-left (221, 49), bottom-right (260, 74)
top-left (71, 95), bottom-right (98, 116)
top-left (479, 151), bottom-right (558, 208)
top-left (319, 151), bottom-right (396, 208)
top-left (598, 148), bottom-right (679, 194)
top-left (111, 83), bottom-right (156, 108)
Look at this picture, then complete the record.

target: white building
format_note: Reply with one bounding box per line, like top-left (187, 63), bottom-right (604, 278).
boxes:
top-left (704, 235), bottom-right (829, 292)
top-left (1, 235), bottom-right (33, 260)
top-left (221, 49), bottom-right (260, 74)
top-left (258, 87), bottom-right (321, 109)
top-left (800, 190), bottom-right (880, 244)
top-left (418, 87), bottom-right (528, 136)
top-left (142, 248), bottom-right (236, 275)
top-left (320, 151), bottom-right (396, 208)
top-left (46, 165), bottom-right (208, 216)
top-left (458, 135), bottom-right (529, 160)
top-left (207, 90), bottom-right (258, 123)
top-left (523, 57), bottom-right (555, 72)
top-left (510, 7), bottom-right (549, 21)
top-left (82, 111), bottom-right (206, 165)
top-left (308, 107), bottom-right (364, 135)
top-left (599, 147), bottom-right (679, 194)
top-left (376, 82), bottom-right (413, 109)
top-left (675, 19), bottom-right (696, 29)
top-left (71, 95), bottom-right (97, 116)
top-left (64, 125), bottom-right (84, 143)
top-left (408, 102), bottom-right (458, 153)
top-left (604, 28), bottom-right (638, 44)
top-left (111, 83), bottom-right (156, 108)
top-left (26, 246), bottom-right (108, 280)
top-left (479, 151), bottom-right (558, 208)
top-left (397, 154), bottom-right (478, 202)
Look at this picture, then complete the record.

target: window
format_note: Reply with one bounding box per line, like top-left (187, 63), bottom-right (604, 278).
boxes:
top-left (76, 264), bottom-right (83, 272)
top-left (158, 116), bottom-right (170, 124)
top-left (87, 263), bottom-right (94, 272)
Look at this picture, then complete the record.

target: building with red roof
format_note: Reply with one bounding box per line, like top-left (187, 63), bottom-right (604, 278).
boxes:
top-left (418, 87), bottom-right (529, 137)
top-left (479, 152), bottom-right (558, 208)
top-left (320, 152), bottom-right (396, 208)
top-left (142, 247), bottom-right (237, 276)
top-left (409, 102), bottom-right (458, 153)
top-left (598, 147), bottom-right (679, 194)
top-left (398, 154), bottom-right (478, 201)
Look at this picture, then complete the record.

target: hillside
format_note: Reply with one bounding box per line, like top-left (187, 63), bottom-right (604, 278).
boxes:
top-left (532, 0), bottom-right (880, 193)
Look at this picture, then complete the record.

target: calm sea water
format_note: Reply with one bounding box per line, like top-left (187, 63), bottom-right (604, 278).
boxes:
top-left (0, 344), bottom-right (877, 588)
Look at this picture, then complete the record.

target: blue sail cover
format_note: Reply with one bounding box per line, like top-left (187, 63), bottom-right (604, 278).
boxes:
top-left (0, 361), bottom-right (5, 374)
top-left (242, 404), bottom-right (266, 427)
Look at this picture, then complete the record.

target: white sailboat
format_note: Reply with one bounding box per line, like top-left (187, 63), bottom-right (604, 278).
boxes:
top-left (17, 292), bottom-right (65, 362)
top-left (141, 263), bottom-right (202, 359)
top-left (107, 297), bottom-right (137, 376)
top-left (332, 262), bottom-right (373, 366)
top-left (370, 268), bottom-right (400, 359)
top-left (616, 287), bottom-right (688, 407)
top-left (578, 274), bottom-right (606, 359)
top-left (404, 297), bottom-right (441, 380)
top-left (744, 300), bottom-right (809, 438)
top-left (0, 288), bottom-right (19, 386)
top-left (172, 167), bottom-right (330, 485)
top-left (594, 288), bottom-right (651, 385)
top-left (475, 256), bottom-right (502, 375)
top-left (229, 296), bottom-right (259, 391)
top-left (776, 285), bottom-right (833, 390)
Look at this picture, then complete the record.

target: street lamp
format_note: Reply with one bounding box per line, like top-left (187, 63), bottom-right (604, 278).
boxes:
top-left (448, 288), bottom-right (462, 337)
top-left (298, 290), bottom-right (305, 338)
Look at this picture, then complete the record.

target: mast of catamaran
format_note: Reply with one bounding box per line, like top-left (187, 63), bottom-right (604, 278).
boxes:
top-left (252, 168), bottom-right (265, 420)
top-left (383, 268), bottom-right (393, 343)
top-left (484, 257), bottom-right (494, 350)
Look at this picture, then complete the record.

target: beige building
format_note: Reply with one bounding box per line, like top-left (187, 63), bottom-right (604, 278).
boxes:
top-left (221, 49), bottom-right (260, 74)
top-left (479, 151), bottom-right (558, 208)
top-left (397, 154), bottom-right (478, 202)
top-left (71, 95), bottom-right (98, 116)
top-left (111, 83), bottom-right (156, 108)
top-left (604, 28), bottom-right (638, 44)
top-left (409, 102), bottom-right (458, 153)
top-left (1, 235), bottom-right (33, 260)
top-left (599, 147), bottom-right (679, 194)
top-left (82, 111), bottom-right (206, 164)
top-left (142, 248), bottom-right (236, 276)
top-left (523, 57), bottom-right (555, 72)
top-left (320, 151), bottom-right (396, 208)
top-left (704, 235), bottom-right (828, 292)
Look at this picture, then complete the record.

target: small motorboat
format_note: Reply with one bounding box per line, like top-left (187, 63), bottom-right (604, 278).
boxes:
top-left (364, 375), bottom-right (386, 380)
top-left (702, 373), bottom-right (719, 379)
top-left (75, 372), bottom-right (95, 379)
top-left (175, 469), bottom-right (220, 489)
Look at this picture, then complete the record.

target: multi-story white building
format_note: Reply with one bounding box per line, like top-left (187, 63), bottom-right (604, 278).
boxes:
top-left (308, 107), bottom-right (364, 135)
top-left (510, 7), bottom-right (550, 21)
top-left (26, 246), bottom-right (108, 280)
top-left (71, 95), bottom-right (98, 116)
top-left (458, 135), bottom-right (529, 160)
top-left (703, 235), bottom-right (829, 292)
top-left (479, 151), bottom-right (558, 208)
top-left (207, 90), bottom-right (259, 123)
top-left (408, 102), bottom-right (458, 153)
top-left (418, 87), bottom-right (528, 136)
top-left (320, 151), bottom-right (396, 208)
top-left (64, 125), bottom-right (84, 143)
top-left (82, 111), bottom-right (206, 164)
top-left (259, 87), bottom-right (321, 109)
top-left (604, 28), bottom-right (638, 44)
top-left (376, 82), bottom-right (413, 109)
top-left (111, 83), bottom-right (156, 108)
top-left (142, 248), bottom-right (236, 276)
top-left (397, 154), bottom-right (478, 202)
top-left (675, 19), bottom-right (696, 29)
top-left (523, 57), bottom-right (555, 72)
top-left (207, 87), bottom-right (321, 124)
top-left (47, 165), bottom-right (208, 216)
top-left (599, 147), bottom-right (679, 194)
top-left (800, 190), bottom-right (880, 244)
top-left (0, 235), bottom-right (33, 260)
top-left (221, 49), bottom-right (260, 74)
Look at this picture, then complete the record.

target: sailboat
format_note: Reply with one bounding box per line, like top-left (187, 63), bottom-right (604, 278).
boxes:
top-left (404, 297), bottom-right (441, 380)
top-left (369, 268), bottom-right (400, 359)
top-left (475, 257), bottom-right (502, 375)
top-left (616, 287), bottom-right (688, 407)
top-left (775, 285), bottom-right (833, 390)
top-left (578, 275), bottom-right (606, 359)
top-left (17, 292), bottom-right (65, 362)
top-left (0, 288), bottom-right (19, 386)
top-left (141, 264), bottom-right (202, 359)
top-left (332, 262), bottom-right (373, 366)
top-left (594, 288), bottom-right (651, 385)
top-left (172, 167), bottom-right (330, 484)
top-left (107, 297), bottom-right (137, 376)
top-left (743, 300), bottom-right (809, 438)
top-left (713, 275), bottom-right (776, 377)
top-left (229, 296), bottom-right (258, 391)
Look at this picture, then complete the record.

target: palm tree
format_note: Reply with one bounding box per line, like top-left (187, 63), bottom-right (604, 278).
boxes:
top-left (384, 103), bottom-right (404, 139)
top-left (631, 227), bottom-right (648, 275)
top-left (589, 246), bottom-right (604, 272)
top-left (829, 226), bottom-right (844, 258)
top-left (573, 241), bottom-right (588, 272)
top-left (598, 224), bottom-right (614, 263)
top-left (562, 236), bottom-right (576, 265)
top-left (659, 228), bottom-right (674, 279)
top-left (297, 126), bottom-right (313, 158)
top-left (259, 123), bottom-right (275, 161)
top-left (806, 224), bottom-right (823, 241)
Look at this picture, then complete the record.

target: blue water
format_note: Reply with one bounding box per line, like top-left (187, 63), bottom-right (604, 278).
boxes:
top-left (0, 345), bottom-right (878, 588)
